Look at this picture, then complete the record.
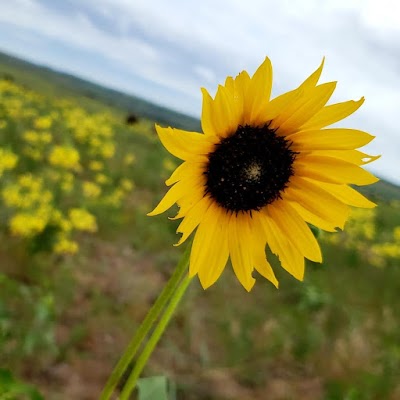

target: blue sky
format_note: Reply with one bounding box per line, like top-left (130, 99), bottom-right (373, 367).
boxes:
top-left (0, 0), bottom-right (399, 184)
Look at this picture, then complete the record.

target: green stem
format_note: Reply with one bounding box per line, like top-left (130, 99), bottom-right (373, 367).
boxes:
top-left (99, 244), bottom-right (192, 400)
top-left (119, 273), bottom-right (192, 400)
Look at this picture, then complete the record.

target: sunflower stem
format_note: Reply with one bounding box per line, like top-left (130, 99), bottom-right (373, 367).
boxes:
top-left (119, 273), bottom-right (192, 400)
top-left (99, 243), bottom-right (192, 400)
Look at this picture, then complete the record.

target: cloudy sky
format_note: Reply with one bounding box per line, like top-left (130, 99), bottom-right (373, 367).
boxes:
top-left (0, 0), bottom-right (399, 184)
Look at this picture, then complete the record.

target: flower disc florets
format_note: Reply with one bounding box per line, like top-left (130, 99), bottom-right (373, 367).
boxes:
top-left (205, 124), bottom-right (297, 212)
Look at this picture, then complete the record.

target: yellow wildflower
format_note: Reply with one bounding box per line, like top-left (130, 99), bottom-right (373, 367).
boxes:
top-left (53, 236), bottom-right (79, 254)
top-left (83, 181), bottom-right (102, 198)
top-left (48, 145), bottom-right (81, 170)
top-left (34, 116), bottom-right (52, 130)
top-left (89, 161), bottom-right (104, 171)
top-left (68, 208), bottom-right (98, 232)
top-left (0, 148), bottom-right (18, 175)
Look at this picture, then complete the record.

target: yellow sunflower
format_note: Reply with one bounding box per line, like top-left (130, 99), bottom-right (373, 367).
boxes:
top-left (148, 57), bottom-right (379, 291)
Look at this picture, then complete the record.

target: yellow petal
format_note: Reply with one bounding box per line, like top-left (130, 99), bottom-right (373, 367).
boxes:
top-left (271, 82), bottom-right (337, 134)
top-left (268, 201), bottom-right (322, 262)
top-left (289, 128), bottom-right (375, 151)
top-left (309, 150), bottom-right (381, 166)
top-left (260, 211), bottom-right (305, 280)
top-left (165, 160), bottom-right (206, 186)
top-left (300, 97), bottom-right (365, 130)
top-left (289, 201), bottom-right (338, 232)
top-left (171, 181), bottom-right (206, 219)
top-left (298, 57), bottom-right (325, 90)
top-left (190, 203), bottom-right (229, 288)
top-left (229, 213), bottom-right (256, 291)
top-left (263, 87), bottom-right (304, 122)
top-left (284, 176), bottom-right (350, 229)
top-left (247, 57), bottom-right (273, 125)
top-left (224, 76), bottom-right (234, 94)
top-left (212, 84), bottom-right (239, 138)
top-left (201, 88), bottom-right (217, 137)
top-left (295, 155), bottom-right (379, 185)
top-left (315, 182), bottom-right (377, 208)
top-left (148, 180), bottom-right (188, 216)
top-left (251, 213), bottom-right (279, 287)
top-left (175, 196), bottom-right (211, 246)
top-left (232, 70), bottom-right (250, 126)
top-left (156, 125), bottom-right (214, 160)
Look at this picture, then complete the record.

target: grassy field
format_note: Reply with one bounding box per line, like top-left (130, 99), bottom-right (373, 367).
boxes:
top-left (0, 53), bottom-right (399, 400)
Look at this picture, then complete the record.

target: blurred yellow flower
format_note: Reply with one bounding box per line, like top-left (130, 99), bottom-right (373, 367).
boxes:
top-left (120, 179), bottom-right (134, 192)
top-left (68, 208), bottom-right (98, 232)
top-left (9, 212), bottom-right (48, 237)
top-left (53, 236), bottom-right (79, 254)
top-left (23, 130), bottom-right (40, 143)
top-left (49, 145), bottom-right (81, 170)
top-left (95, 173), bottom-right (109, 185)
top-left (0, 148), bottom-right (18, 175)
top-left (83, 181), bottom-right (102, 198)
top-left (89, 161), bottom-right (104, 171)
top-left (34, 116), bottom-right (52, 130)
top-left (101, 142), bottom-right (116, 159)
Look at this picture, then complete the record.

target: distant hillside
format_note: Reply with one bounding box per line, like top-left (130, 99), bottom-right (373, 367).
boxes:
top-left (0, 51), bottom-right (200, 131)
top-left (359, 179), bottom-right (400, 202)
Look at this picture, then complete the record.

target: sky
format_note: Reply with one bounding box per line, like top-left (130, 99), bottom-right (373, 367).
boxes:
top-left (0, 0), bottom-right (399, 184)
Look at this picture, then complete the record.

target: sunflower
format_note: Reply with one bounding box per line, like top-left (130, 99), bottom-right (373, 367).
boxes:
top-left (148, 57), bottom-right (379, 291)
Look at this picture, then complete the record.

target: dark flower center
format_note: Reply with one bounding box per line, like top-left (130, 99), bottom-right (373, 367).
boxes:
top-left (204, 124), bottom-right (297, 212)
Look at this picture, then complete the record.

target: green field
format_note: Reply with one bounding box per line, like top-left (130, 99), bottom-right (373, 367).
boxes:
top-left (0, 52), bottom-right (399, 400)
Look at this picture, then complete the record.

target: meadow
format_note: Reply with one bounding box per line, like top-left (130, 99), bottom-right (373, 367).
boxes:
top-left (0, 54), bottom-right (399, 400)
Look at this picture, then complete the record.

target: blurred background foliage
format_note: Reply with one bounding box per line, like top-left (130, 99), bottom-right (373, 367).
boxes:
top-left (0, 53), bottom-right (399, 400)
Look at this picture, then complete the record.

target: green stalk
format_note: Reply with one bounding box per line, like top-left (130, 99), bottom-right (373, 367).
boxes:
top-left (119, 273), bottom-right (192, 400)
top-left (99, 244), bottom-right (192, 400)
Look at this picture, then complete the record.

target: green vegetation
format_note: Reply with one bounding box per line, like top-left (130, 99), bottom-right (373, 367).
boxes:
top-left (0, 52), bottom-right (399, 400)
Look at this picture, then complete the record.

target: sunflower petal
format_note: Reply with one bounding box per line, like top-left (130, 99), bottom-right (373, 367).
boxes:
top-left (263, 87), bottom-right (304, 122)
top-left (156, 125), bottom-right (214, 160)
top-left (171, 181), bottom-right (206, 219)
top-left (284, 176), bottom-right (350, 229)
top-left (190, 204), bottom-right (229, 288)
top-left (296, 155), bottom-right (379, 185)
top-left (272, 82), bottom-right (337, 134)
top-left (315, 182), bottom-right (377, 208)
top-left (201, 88), bottom-right (217, 137)
top-left (165, 160), bottom-right (206, 186)
top-left (148, 181), bottom-right (187, 216)
top-left (175, 196), bottom-right (211, 246)
top-left (234, 71), bottom-right (251, 125)
top-left (308, 150), bottom-right (381, 166)
top-left (212, 84), bottom-right (240, 138)
top-left (247, 57), bottom-right (273, 124)
top-left (229, 213), bottom-right (256, 291)
top-left (289, 128), bottom-right (375, 151)
top-left (300, 97), bottom-right (365, 130)
top-left (224, 76), bottom-right (235, 94)
top-left (260, 211), bottom-right (305, 280)
top-left (298, 57), bottom-right (325, 90)
top-left (268, 201), bottom-right (322, 262)
top-left (289, 201), bottom-right (338, 232)
top-left (251, 213), bottom-right (279, 287)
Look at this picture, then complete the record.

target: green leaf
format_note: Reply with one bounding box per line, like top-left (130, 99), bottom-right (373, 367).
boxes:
top-left (137, 376), bottom-right (171, 400)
